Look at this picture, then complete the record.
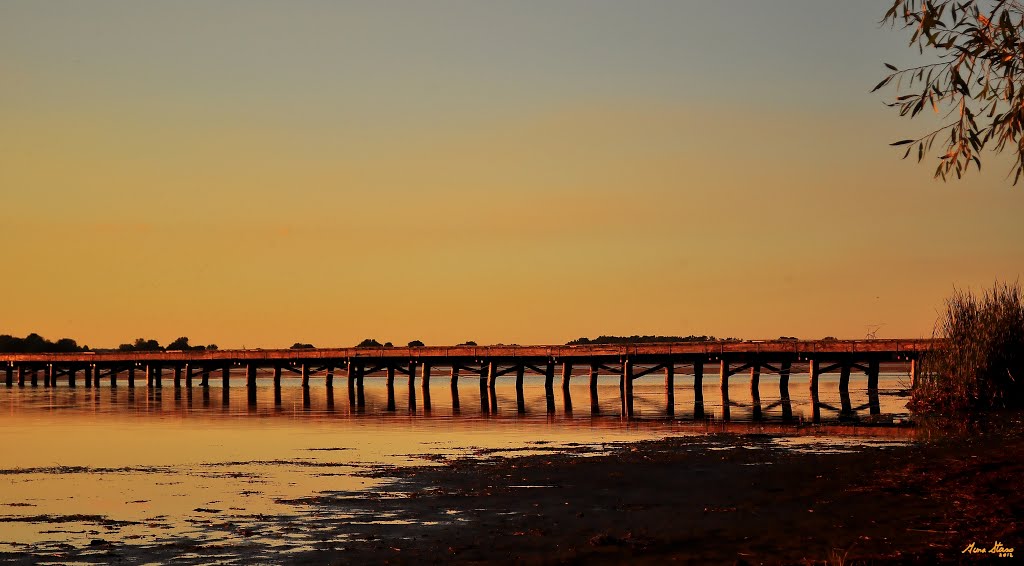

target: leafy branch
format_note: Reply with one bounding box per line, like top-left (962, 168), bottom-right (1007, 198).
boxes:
top-left (875, 0), bottom-right (1024, 183)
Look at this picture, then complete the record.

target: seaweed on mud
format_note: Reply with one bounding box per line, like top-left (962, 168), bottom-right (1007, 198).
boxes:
top-left (0, 514), bottom-right (142, 527)
top-left (201, 460), bottom-right (363, 469)
top-left (0, 465), bottom-right (171, 475)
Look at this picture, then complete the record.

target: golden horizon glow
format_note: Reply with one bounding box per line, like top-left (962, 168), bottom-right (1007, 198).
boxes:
top-left (1, 2), bottom-right (1021, 349)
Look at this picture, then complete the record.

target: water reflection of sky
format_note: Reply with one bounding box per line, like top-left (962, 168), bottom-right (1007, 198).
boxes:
top-left (0, 374), bottom-right (914, 562)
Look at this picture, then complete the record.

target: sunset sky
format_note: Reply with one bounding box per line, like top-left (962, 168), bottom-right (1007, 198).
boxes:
top-left (2, 1), bottom-right (1021, 349)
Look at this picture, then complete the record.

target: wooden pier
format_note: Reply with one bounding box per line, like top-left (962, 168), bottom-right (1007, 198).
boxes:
top-left (0, 340), bottom-right (933, 421)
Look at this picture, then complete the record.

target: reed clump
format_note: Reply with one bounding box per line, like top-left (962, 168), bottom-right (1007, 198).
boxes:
top-left (911, 281), bottom-right (1024, 413)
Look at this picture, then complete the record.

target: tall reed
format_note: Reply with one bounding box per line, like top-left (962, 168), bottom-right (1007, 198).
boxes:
top-left (911, 281), bottom-right (1024, 413)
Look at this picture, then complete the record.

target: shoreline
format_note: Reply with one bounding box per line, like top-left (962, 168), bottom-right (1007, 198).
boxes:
top-left (294, 424), bottom-right (1023, 565)
top-left (0, 421), bottom-right (1020, 564)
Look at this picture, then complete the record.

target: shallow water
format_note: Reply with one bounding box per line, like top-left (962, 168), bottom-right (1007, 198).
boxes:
top-left (0, 370), bottom-right (914, 562)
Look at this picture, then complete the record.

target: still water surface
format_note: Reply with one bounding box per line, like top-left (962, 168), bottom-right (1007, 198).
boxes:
top-left (0, 372), bottom-right (914, 562)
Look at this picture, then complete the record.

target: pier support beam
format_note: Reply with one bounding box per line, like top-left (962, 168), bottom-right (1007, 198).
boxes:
top-left (128, 366), bottom-right (136, 388)
top-left (589, 363), bottom-right (600, 414)
top-left (622, 358), bottom-right (634, 419)
top-left (719, 360), bottom-right (730, 421)
top-left (839, 363), bottom-right (852, 416)
top-left (561, 362), bottom-right (573, 414)
top-left (478, 365), bottom-right (488, 413)
top-left (516, 365), bottom-right (526, 414)
top-left (808, 359), bottom-right (821, 423)
top-left (301, 364), bottom-right (310, 389)
top-left (779, 361), bottom-right (792, 421)
top-left (246, 364), bottom-right (257, 389)
top-left (174, 366), bottom-right (182, 389)
top-left (693, 361), bottom-right (704, 419)
top-left (421, 362), bottom-right (432, 412)
top-left (68, 367), bottom-right (77, 388)
top-left (19, 367), bottom-right (27, 387)
top-left (386, 366), bottom-right (396, 411)
top-left (409, 362), bottom-right (418, 413)
top-left (450, 366), bottom-right (460, 412)
top-left (544, 361), bottom-right (555, 414)
top-left (200, 369), bottom-right (209, 388)
top-left (867, 360), bottom-right (881, 415)
top-left (346, 364), bottom-right (355, 407)
top-left (221, 365), bottom-right (230, 390)
top-left (325, 366), bottom-right (334, 389)
top-left (355, 364), bottom-right (365, 409)
top-left (750, 364), bottom-right (761, 420)
top-left (909, 358), bottom-right (919, 389)
top-left (110, 367), bottom-right (118, 388)
top-left (84, 365), bottom-right (93, 388)
top-left (665, 363), bottom-right (675, 417)
top-left (44, 365), bottom-right (51, 387)
top-left (4, 365), bottom-right (11, 387)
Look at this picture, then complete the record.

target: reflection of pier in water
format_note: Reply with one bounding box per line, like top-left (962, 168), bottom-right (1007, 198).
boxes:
top-left (1, 340), bottom-right (932, 422)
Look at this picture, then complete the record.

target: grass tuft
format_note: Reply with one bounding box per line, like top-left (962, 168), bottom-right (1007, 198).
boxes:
top-left (911, 280), bottom-right (1024, 413)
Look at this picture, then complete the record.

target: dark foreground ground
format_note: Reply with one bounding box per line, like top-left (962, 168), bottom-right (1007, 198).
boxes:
top-left (2, 421), bottom-right (1021, 565)
top-left (295, 422), bottom-right (1023, 565)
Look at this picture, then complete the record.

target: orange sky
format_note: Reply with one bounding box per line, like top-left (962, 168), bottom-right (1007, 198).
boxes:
top-left (1, 2), bottom-right (1021, 349)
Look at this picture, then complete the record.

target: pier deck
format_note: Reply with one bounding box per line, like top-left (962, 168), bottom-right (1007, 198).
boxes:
top-left (1, 339), bottom-right (935, 421)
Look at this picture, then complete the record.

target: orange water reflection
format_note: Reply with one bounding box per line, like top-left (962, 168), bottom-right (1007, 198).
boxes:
top-left (0, 375), bottom-right (915, 561)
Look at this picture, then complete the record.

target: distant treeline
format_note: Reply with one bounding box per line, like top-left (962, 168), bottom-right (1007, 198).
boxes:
top-left (0, 333), bottom-right (222, 353)
top-left (0, 333), bottom-right (89, 353)
top-left (116, 337), bottom-right (217, 352)
top-left (566, 335), bottom-right (743, 345)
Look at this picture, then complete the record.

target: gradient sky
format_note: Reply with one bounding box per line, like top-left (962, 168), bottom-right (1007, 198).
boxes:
top-left (2, 1), bottom-right (1021, 349)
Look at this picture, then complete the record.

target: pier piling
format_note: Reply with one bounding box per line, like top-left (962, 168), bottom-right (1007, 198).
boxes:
top-left (422, 362), bottom-right (432, 412)
top-left (719, 361), bottom-right (730, 421)
top-left (809, 359), bottom-right (821, 423)
top-left (665, 363), bottom-right (675, 416)
top-left (561, 362), bottom-right (573, 414)
top-left (515, 365), bottom-right (526, 413)
top-left (450, 366), bottom-right (460, 412)
top-left (693, 361), bottom-right (705, 419)
top-left (544, 361), bottom-right (555, 413)
top-left (750, 364), bottom-right (762, 420)
top-left (386, 366), bottom-right (396, 411)
top-left (868, 359), bottom-right (881, 415)
top-left (622, 358), bottom-right (634, 419)
top-left (839, 363), bottom-right (852, 416)
top-left (408, 362), bottom-right (418, 413)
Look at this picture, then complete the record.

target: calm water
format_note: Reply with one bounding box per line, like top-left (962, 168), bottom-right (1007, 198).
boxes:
top-left (0, 368), bottom-right (914, 562)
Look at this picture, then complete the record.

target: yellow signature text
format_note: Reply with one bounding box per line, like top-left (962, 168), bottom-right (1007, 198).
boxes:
top-left (963, 541), bottom-right (1015, 558)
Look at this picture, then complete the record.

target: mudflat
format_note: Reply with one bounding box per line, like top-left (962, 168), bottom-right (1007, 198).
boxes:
top-left (296, 426), bottom-right (1023, 565)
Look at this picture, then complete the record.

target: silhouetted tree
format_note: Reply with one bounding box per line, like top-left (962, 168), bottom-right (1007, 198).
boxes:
top-left (356, 338), bottom-right (383, 348)
top-left (0, 333), bottom-right (88, 353)
top-left (119, 338), bottom-right (163, 351)
top-left (166, 337), bottom-right (191, 351)
top-left (407, 340), bottom-right (425, 347)
top-left (458, 341), bottom-right (478, 346)
top-left (290, 343), bottom-right (315, 349)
